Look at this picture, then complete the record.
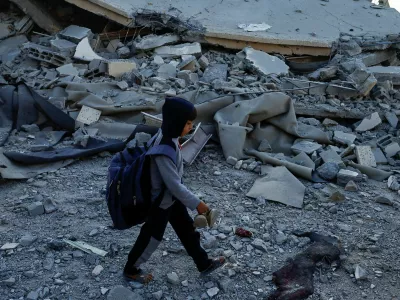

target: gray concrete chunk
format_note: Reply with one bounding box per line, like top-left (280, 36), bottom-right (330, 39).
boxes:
top-left (59, 25), bottom-right (93, 43)
top-left (372, 148), bottom-right (388, 165)
top-left (27, 202), bottom-right (45, 216)
top-left (320, 149), bottom-right (343, 166)
top-left (385, 111), bottom-right (398, 128)
top-left (202, 64), bottom-right (228, 83)
top-left (50, 39), bottom-right (77, 56)
top-left (134, 34), bottom-right (180, 50)
top-left (154, 42), bottom-right (202, 57)
top-left (291, 140), bottom-right (322, 155)
top-left (19, 234), bottom-right (37, 247)
top-left (157, 63), bottom-right (177, 79)
top-left (355, 112), bottom-right (382, 132)
top-left (237, 46), bottom-right (289, 76)
top-left (107, 286), bottom-right (143, 300)
top-left (56, 63), bottom-right (80, 76)
top-left (367, 66), bottom-right (400, 85)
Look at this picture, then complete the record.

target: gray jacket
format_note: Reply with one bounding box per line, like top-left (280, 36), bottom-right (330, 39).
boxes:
top-left (150, 132), bottom-right (200, 211)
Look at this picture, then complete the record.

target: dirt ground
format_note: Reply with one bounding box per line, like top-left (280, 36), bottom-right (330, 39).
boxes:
top-left (1, 147), bottom-right (400, 300)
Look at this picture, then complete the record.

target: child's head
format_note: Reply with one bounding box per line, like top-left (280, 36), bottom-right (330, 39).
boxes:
top-left (161, 97), bottom-right (197, 138)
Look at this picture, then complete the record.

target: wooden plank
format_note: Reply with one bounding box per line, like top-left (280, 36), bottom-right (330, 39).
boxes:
top-left (9, 0), bottom-right (62, 34)
top-left (203, 36), bottom-right (331, 56)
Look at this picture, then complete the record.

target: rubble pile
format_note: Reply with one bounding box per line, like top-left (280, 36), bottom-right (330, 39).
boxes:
top-left (1, 3), bottom-right (400, 300)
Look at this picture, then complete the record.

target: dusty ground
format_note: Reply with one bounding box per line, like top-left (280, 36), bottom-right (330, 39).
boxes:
top-left (1, 146), bottom-right (400, 300)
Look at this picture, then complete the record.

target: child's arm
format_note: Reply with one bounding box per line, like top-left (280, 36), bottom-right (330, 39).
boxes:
top-left (154, 156), bottom-right (201, 211)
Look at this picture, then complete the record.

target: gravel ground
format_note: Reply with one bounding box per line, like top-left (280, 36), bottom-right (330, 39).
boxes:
top-left (1, 147), bottom-right (400, 300)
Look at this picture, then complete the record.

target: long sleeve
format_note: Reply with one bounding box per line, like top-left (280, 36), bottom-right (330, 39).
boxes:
top-left (154, 155), bottom-right (200, 211)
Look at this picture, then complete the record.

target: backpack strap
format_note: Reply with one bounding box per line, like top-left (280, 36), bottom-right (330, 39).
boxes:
top-left (146, 144), bottom-right (177, 165)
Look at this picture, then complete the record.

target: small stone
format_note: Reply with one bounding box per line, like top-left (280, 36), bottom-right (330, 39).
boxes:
top-left (317, 162), bottom-right (340, 180)
top-left (355, 265), bottom-right (368, 280)
top-left (333, 131), bottom-right (356, 145)
top-left (207, 287), bottom-right (220, 298)
top-left (375, 195), bottom-right (394, 206)
top-left (218, 278), bottom-right (232, 292)
top-left (385, 111), bottom-right (398, 128)
top-left (181, 280), bottom-right (189, 287)
top-left (153, 55), bottom-right (164, 65)
top-left (101, 287), bottom-right (109, 295)
top-left (226, 156), bottom-right (238, 166)
top-left (258, 139), bottom-right (272, 152)
top-left (345, 180), bottom-right (358, 191)
top-left (388, 175), bottom-right (400, 191)
top-left (167, 272), bottom-right (180, 285)
top-left (117, 81), bottom-right (129, 90)
top-left (27, 202), bottom-right (45, 216)
top-left (198, 55), bottom-right (209, 69)
top-left (43, 199), bottom-right (57, 214)
top-left (92, 265), bottom-right (104, 276)
top-left (19, 234), bottom-right (37, 246)
top-left (1, 277), bottom-right (16, 287)
top-left (1, 242), bottom-right (19, 250)
top-left (328, 206), bottom-right (338, 214)
top-left (117, 46), bottom-right (131, 58)
top-left (275, 231), bottom-right (287, 245)
top-left (89, 228), bottom-right (99, 237)
top-left (203, 234), bottom-right (218, 249)
top-left (235, 160), bottom-right (243, 170)
top-left (251, 238), bottom-right (268, 252)
top-left (26, 291), bottom-right (39, 300)
top-left (32, 180), bottom-right (47, 188)
top-left (291, 140), bottom-right (322, 155)
top-left (330, 191), bottom-right (345, 202)
top-left (152, 290), bottom-right (163, 300)
top-left (107, 285), bottom-right (143, 300)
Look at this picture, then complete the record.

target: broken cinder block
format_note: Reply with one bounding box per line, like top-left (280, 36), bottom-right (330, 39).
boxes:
top-left (355, 146), bottom-right (376, 167)
top-left (76, 105), bottom-right (101, 125)
top-left (59, 25), bottom-right (93, 43)
top-left (107, 60), bottom-right (137, 78)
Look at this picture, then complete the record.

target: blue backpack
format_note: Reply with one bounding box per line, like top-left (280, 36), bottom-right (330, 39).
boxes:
top-left (106, 135), bottom-right (176, 230)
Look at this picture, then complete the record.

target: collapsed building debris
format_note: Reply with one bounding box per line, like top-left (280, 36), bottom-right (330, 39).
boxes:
top-left (1, 2), bottom-right (400, 298)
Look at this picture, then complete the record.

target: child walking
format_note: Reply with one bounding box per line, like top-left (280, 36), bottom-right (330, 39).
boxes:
top-left (124, 97), bottom-right (225, 283)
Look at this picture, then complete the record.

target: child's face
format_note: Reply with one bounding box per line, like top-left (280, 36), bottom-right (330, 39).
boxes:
top-left (180, 120), bottom-right (193, 137)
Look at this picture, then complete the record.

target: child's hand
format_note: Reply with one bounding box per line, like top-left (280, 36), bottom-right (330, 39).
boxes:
top-left (196, 201), bottom-right (209, 215)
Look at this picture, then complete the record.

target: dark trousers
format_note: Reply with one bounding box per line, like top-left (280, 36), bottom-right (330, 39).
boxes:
top-left (124, 200), bottom-right (211, 273)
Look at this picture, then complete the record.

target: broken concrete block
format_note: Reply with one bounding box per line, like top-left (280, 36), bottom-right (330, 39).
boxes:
top-left (19, 234), bottom-right (37, 247)
top-left (86, 59), bottom-right (107, 78)
top-left (0, 243), bottom-right (19, 251)
top-left (347, 69), bottom-right (377, 96)
top-left (106, 39), bottom-right (120, 53)
top-left (308, 66), bottom-right (338, 81)
top-left (337, 169), bottom-right (362, 186)
top-left (157, 63), bottom-right (177, 79)
top-left (116, 81), bottom-right (129, 90)
top-left (27, 202), bottom-right (45, 216)
top-left (292, 152), bottom-right (315, 169)
top-left (50, 39), bottom-right (77, 57)
top-left (108, 60), bottom-right (137, 78)
top-left (178, 56), bottom-right (198, 72)
top-left (355, 146), bottom-right (376, 167)
top-left (198, 55), bottom-right (209, 70)
top-left (153, 55), bottom-right (164, 65)
top-left (24, 42), bottom-right (70, 67)
top-left (44, 199), bottom-right (57, 214)
top-left (384, 142), bottom-right (400, 158)
top-left (359, 49), bottom-right (397, 67)
top-left (388, 175), bottom-right (400, 191)
top-left (56, 63), bottom-right (79, 76)
top-left (76, 106), bottom-right (101, 125)
top-left (226, 156), bottom-right (238, 166)
top-left (74, 37), bottom-right (105, 62)
top-left (372, 148), bottom-right (388, 165)
top-left (320, 149), bottom-right (344, 166)
top-left (291, 140), bottom-right (322, 155)
top-left (202, 64), bottom-right (228, 83)
top-left (345, 180), bottom-right (358, 191)
top-left (317, 162), bottom-right (340, 180)
top-left (117, 46), bottom-right (131, 58)
top-left (154, 42), bottom-right (202, 58)
top-left (385, 111), bottom-right (398, 128)
top-left (340, 40), bottom-right (362, 56)
top-left (237, 47), bottom-right (289, 76)
top-left (355, 112), bottom-right (382, 132)
top-left (134, 34), bottom-right (180, 50)
top-left (59, 25), bottom-right (93, 43)
top-left (367, 66), bottom-right (400, 85)
top-left (258, 139), bottom-right (272, 152)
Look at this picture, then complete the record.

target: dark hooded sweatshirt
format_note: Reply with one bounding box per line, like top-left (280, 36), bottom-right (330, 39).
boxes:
top-left (149, 97), bottom-right (200, 211)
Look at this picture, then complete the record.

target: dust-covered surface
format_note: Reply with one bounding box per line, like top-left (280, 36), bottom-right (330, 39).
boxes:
top-left (1, 148), bottom-right (400, 300)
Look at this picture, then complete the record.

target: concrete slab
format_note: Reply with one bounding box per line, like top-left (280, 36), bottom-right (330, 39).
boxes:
top-left (66, 0), bottom-right (400, 55)
top-left (368, 66), bottom-right (400, 85)
top-left (355, 112), bottom-right (382, 132)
